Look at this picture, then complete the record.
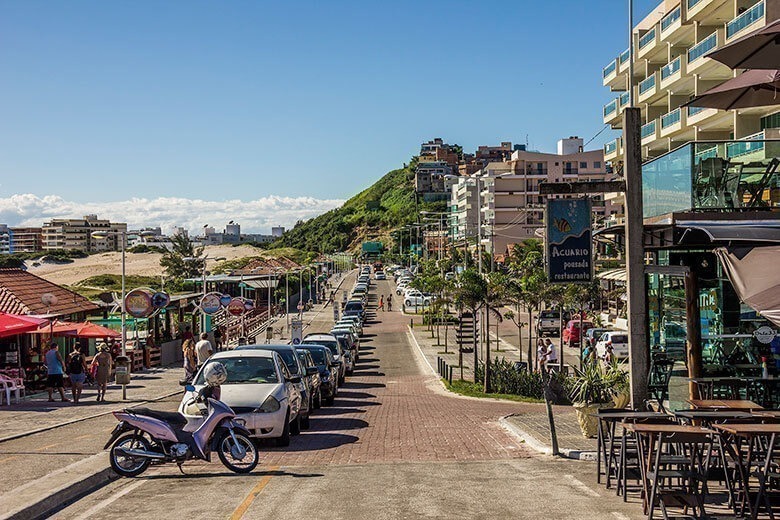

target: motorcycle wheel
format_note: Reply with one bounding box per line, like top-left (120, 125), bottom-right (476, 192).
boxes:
top-left (216, 431), bottom-right (258, 474)
top-left (110, 434), bottom-right (152, 477)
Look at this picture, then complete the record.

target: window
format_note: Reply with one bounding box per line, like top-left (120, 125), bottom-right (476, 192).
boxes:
top-left (580, 162), bottom-right (587, 168)
top-left (594, 161), bottom-right (601, 168)
top-left (760, 112), bottom-right (780, 130)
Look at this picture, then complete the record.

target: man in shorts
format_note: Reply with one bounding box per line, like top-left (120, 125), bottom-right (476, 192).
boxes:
top-left (45, 343), bottom-right (69, 402)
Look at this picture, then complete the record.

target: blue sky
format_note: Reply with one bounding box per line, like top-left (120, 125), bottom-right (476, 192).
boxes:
top-left (0, 0), bottom-right (657, 231)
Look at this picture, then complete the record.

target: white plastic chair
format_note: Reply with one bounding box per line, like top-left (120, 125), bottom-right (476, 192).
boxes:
top-left (0, 374), bottom-right (23, 405)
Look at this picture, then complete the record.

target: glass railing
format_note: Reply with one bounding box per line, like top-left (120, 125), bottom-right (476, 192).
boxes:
top-left (619, 91), bottom-right (630, 107)
top-left (661, 108), bottom-right (681, 128)
top-left (687, 0), bottom-right (703, 9)
top-left (661, 6), bottom-right (681, 32)
top-left (642, 120), bottom-right (657, 139)
top-left (605, 139), bottom-right (619, 155)
top-left (688, 33), bottom-right (717, 64)
top-left (639, 73), bottom-right (656, 95)
top-left (727, 1), bottom-right (764, 39)
top-left (619, 48), bottom-right (630, 64)
top-left (639, 28), bottom-right (657, 49)
top-left (688, 105), bottom-right (706, 117)
top-left (726, 131), bottom-right (765, 157)
top-left (604, 99), bottom-right (618, 117)
top-left (661, 56), bottom-right (681, 80)
top-left (603, 59), bottom-right (617, 78)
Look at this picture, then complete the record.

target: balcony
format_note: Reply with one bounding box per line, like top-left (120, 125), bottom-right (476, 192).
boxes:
top-left (660, 56), bottom-right (683, 89)
top-left (660, 107), bottom-right (684, 137)
top-left (687, 32), bottom-right (717, 65)
top-left (603, 97), bottom-right (620, 125)
top-left (660, 6), bottom-right (682, 40)
top-left (642, 119), bottom-right (658, 144)
top-left (638, 72), bottom-right (658, 103)
top-left (726, 1), bottom-right (765, 41)
top-left (686, 105), bottom-right (717, 126)
top-left (726, 131), bottom-right (765, 157)
top-left (619, 91), bottom-right (630, 109)
top-left (638, 26), bottom-right (661, 59)
top-left (604, 137), bottom-right (622, 161)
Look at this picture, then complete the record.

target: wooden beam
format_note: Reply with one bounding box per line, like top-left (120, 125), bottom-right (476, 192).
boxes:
top-left (539, 180), bottom-right (626, 195)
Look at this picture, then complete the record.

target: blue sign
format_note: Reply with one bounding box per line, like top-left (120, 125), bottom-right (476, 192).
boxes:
top-left (546, 198), bottom-right (592, 284)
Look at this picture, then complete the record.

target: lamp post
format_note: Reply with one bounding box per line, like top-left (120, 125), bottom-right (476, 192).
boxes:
top-left (183, 255), bottom-right (226, 333)
top-left (91, 230), bottom-right (131, 357)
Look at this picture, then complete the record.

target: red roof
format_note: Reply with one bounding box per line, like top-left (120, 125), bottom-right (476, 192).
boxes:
top-left (0, 269), bottom-right (99, 317)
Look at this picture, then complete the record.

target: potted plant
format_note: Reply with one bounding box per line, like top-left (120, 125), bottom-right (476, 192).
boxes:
top-left (605, 360), bottom-right (630, 409)
top-left (569, 363), bottom-right (612, 438)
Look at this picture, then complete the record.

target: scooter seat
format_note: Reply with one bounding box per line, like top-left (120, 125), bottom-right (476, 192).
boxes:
top-left (127, 407), bottom-right (188, 428)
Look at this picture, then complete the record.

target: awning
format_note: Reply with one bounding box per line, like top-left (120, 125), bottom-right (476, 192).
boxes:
top-left (0, 313), bottom-right (48, 339)
top-left (678, 222), bottom-right (780, 245)
top-left (716, 246), bottom-right (780, 328)
top-left (240, 279), bottom-right (279, 289)
top-left (597, 268), bottom-right (626, 282)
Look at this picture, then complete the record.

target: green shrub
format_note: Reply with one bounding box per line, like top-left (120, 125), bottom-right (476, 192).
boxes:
top-left (474, 357), bottom-right (574, 404)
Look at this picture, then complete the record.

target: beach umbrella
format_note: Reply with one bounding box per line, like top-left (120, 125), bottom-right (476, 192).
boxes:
top-left (62, 322), bottom-right (121, 339)
top-left (684, 69), bottom-right (780, 110)
top-left (708, 19), bottom-right (780, 70)
top-left (0, 313), bottom-right (48, 338)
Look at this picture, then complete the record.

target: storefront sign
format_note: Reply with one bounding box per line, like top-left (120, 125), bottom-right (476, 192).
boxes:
top-left (125, 289), bottom-right (154, 318)
top-left (200, 292), bottom-right (223, 315)
top-left (227, 298), bottom-right (247, 316)
top-left (219, 294), bottom-right (232, 307)
top-left (754, 326), bottom-right (776, 344)
top-left (545, 198), bottom-right (593, 284)
top-left (151, 292), bottom-right (170, 309)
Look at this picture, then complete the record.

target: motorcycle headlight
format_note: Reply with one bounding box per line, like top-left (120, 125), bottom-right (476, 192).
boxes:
top-left (254, 395), bottom-right (281, 413)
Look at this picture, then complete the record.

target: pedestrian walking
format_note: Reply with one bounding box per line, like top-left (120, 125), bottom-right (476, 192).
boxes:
top-left (45, 343), bottom-right (70, 402)
top-left (378, 295), bottom-right (385, 312)
top-left (544, 338), bottom-right (558, 371)
top-left (182, 339), bottom-right (197, 381)
top-left (195, 332), bottom-right (213, 368)
top-left (66, 345), bottom-right (87, 404)
top-left (536, 339), bottom-right (547, 373)
top-left (92, 343), bottom-right (112, 401)
top-left (213, 325), bottom-right (223, 352)
top-left (603, 344), bottom-right (615, 365)
top-left (387, 293), bottom-right (392, 311)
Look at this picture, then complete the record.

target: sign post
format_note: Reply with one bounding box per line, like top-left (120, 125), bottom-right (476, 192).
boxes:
top-left (290, 319), bottom-right (303, 345)
top-left (545, 198), bottom-right (593, 284)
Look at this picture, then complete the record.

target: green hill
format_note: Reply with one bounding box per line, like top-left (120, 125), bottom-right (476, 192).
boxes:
top-left (273, 165), bottom-right (446, 252)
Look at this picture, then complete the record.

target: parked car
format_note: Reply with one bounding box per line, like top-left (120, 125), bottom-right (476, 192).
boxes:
top-left (178, 349), bottom-right (301, 447)
top-left (296, 344), bottom-right (338, 405)
top-left (296, 349), bottom-right (322, 409)
top-left (536, 310), bottom-right (562, 336)
top-left (404, 290), bottom-right (432, 308)
top-left (595, 331), bottom-right (629, 359)
top-left (584, 327), bottom-right (610, 348)
top-left (329, 329), bottom-right (357, 372)
top-left (343, 300), bottom-right (365, 320)
top-left (303, 333), bottom-right (347, 383)
top-left (562, 319), bottom-right (595, 348)
top-left (236, 344), bottom-right (314, 429)
top-left (375, 271), bottom-right (386, 280)
top-left (338, 315), bottom-right (363, 334)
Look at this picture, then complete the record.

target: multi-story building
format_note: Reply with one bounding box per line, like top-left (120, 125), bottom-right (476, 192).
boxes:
top-left (0, 225), bottom-right (10, 254)
top-left (8, 227), bottom-right (42, 253)
top-left (41, 215), bottom-right (127, 252)
top-left (415, 161), bottom-right (453, 193)
top-left (473, 138), bottom-right (615, 254)
top-left (450, 177), bottom-right (480, 243)
top-left (602, 0), bottom-right (780, 165)
top-left (271, 226), bottom-right (285, 237)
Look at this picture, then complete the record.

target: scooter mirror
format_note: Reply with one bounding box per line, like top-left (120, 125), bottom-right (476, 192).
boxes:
top-left (185, 384), bottom-right (196, 392)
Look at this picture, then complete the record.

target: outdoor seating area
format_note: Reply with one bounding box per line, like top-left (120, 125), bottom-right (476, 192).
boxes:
top-left (595, 401), bottom-right (780, 519)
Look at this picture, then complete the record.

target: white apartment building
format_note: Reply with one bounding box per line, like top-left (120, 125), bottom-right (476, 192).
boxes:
top-left (0, 225), bottom-right (10, 254)
top-left (450, 177), bottom-right (480, 243)
top-left (602, 0), bottom-right (780, 164)
top-left (41, 215), bottom-right (127, 252)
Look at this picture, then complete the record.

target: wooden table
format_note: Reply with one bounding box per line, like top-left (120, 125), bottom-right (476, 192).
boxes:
top-left (713, 423), bottom-right (780, 519)
top-left (625, 423), bottom-right (714, 516)
top-left (674, 409), bottom-right (756, 425)
top-left (687, 399), bottom-right (763, 410)
top-left (688, 377), bottom-right (745, 399)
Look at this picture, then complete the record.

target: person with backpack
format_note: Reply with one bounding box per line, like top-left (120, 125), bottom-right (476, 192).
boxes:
top-left (67, 345), bottom-right (88, 404)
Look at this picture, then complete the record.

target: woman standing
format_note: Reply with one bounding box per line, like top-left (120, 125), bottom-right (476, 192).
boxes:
top-left (182, 339), bottom-right (197, 381)
top-left (92, 343), bottom-right (112, 402)
top-left (536, 338), bottom-right (547, 373)
top-left (66, 345), bottom-right (87, 404)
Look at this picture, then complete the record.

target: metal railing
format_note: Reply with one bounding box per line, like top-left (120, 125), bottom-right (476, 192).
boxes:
top-left (688, 33), bottom-right (717, 64)
top-left (661, 108), bottom-right (681, 129)
top-left (639, 73), bottom-right (656, 95)
top-left (661, 56), bottom-right (681, 80)
top-left (661, 6), bottom-right (681, 32)
top-left (727, 1), bottom-right (764, 39)
top-left (642, 120), bottom-right (657, 139)
top-left (639, 27), bottom-right (657, 49)
top-left (603, 59), bottom-right (617, 78)
top-left (603, 99), bottom-right (618, 117)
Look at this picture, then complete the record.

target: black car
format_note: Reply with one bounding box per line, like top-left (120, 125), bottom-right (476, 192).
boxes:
top-left (296, 350), bottom-right (322, 409)
top-left (296, 344), bottom-right (339, 405)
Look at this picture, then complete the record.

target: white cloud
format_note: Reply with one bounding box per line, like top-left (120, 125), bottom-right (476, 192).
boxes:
top-left (0, 194), bottom-right (345, 234)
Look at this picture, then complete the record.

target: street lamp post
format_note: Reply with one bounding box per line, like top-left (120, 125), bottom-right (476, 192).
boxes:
top-left (91, 230), bottom-right (130, 358)
top-left (184, 255), bottom-right (226, 333)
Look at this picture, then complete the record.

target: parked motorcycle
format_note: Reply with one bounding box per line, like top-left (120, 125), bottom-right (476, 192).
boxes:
top-left (105, 363), bottom-right (258, 477)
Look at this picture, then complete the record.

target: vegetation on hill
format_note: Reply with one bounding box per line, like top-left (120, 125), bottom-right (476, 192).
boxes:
top-left (0, 249), bottom-right (90, 269)
top-left (272, 165), bottom-right (446, 253)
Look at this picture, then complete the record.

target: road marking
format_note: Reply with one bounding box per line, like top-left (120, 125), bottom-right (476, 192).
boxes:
top-left (230, 466), bottom-right (280, 519)
top-left (563, 474), bottom-right (600, 497)
top-left (70, 479), bottom-right (147, 520)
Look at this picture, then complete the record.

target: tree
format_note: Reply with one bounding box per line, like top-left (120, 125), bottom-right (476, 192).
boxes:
top-left (453, 269), bottom-right (486, 382)
top-left (160, 233), bottom-right (205, 280)
top-left (482, 272), bottom-right (505, 392)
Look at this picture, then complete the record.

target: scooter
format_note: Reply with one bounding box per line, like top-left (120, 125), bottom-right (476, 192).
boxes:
top-left (105, 384), bottom-right (258, 477)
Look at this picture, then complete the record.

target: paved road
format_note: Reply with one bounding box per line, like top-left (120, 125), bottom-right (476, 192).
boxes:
top-left (52, 277), bottom-right (642, 519)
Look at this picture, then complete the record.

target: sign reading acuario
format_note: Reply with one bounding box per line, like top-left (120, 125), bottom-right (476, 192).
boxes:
top-left (545, 198), bottom-right (593, 284)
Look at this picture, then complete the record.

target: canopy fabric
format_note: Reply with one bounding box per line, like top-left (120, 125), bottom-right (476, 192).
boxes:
top-left (708, 19), bottom-right (780, 70)
top-left (240, 279), bottom-right (279, 289)
top-left (684, 69), bottom-right (780, 110)
top-left (0, 313), bottom-right (48, 339)
top-left (678, 222), bottom-right (780, 244)
top-left (597, 268), bottom-right (627, 282)
top-left (28, 320), bottom-right (120, 338)
top-left (715, 246), bottom-right (780, 327)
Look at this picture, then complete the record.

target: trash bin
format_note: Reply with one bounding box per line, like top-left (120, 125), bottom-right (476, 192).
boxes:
top-left (115, 355), bottom-right (131, 385)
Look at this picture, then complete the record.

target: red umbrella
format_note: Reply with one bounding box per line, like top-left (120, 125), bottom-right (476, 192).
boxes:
top-left (0, 313), bottom-right (48, 338)
top-left (62, 322), bottom-right (121, 339)
top-left (708, 19), bottom-right (780, 70)
top-left (684, 69), bottom-right (780, 110)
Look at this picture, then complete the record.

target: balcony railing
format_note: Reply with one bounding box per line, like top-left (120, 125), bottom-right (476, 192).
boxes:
top-left (726, 131), bottom-right (766, 157)
top-left (603, 59), bottom-right (617, 78)
top-left (619, 91), bottom-right (630, 107)
top-left (639, 74), bottom-right (656, 94)
top-left (661, 108), bottom-right (681, 128)
top-left (642, 120), bottom-right (657, 139)
top-left (604, 99), bottom-right (618, 117)
top-left (661, 56), bottom-right (681, 80)
top-left (688, 105), bottom-right (706, 117)
top-left (639, 28), bottom-right (656, 49)
top-left (661, 6), bottom-right (681, 32)
top-left (727, 1), bottom-right (764, 39)
top-left (688, 32), bottom-right (717, 63)
top-left (604, 139), bottom-right (619, 155)
top-left (687, 0), bottom-right (703, 8)
top-left (619, 48), bottom-right (630, 64)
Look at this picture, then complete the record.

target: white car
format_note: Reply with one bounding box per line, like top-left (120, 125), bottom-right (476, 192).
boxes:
top-left (375, 271), bottom-right (386, 280)
top-left (338, 315), bottom-right (363, 334)
top-left (303, 334), bottom-right (347, 383)
top-left (179, 350), bottom-right (302, 447)
top-left (404, 290), bottom-right (432, 308)
top-left (595, 331), bottom-right (629, 359)
top-left (336, 319), bottom-right (362, 336)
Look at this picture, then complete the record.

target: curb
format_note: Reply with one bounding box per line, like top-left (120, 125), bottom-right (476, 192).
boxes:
top-left (499, 414), bottom-right (597, 461)
top-left (406, 324), bottom-right (437, 378)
